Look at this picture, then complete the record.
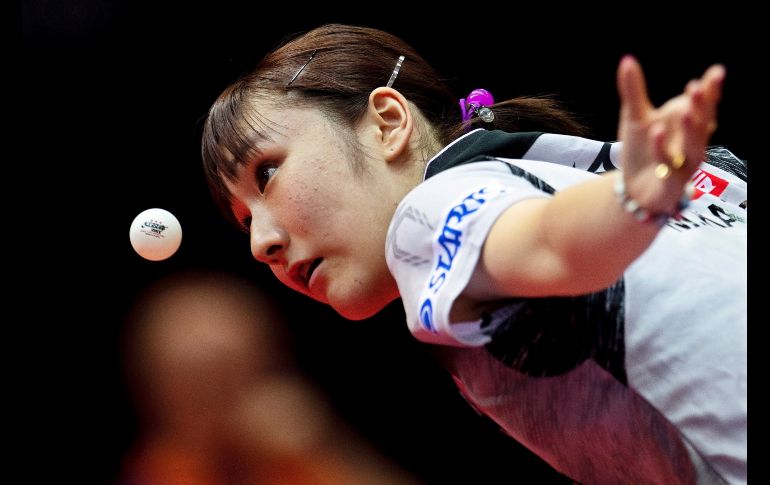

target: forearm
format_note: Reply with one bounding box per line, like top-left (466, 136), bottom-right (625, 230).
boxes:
top-left (477, 171), bottom-right (674, 299)
top-left (472, 57), bottom-right (722, 300)
top-left (539, 171), bottom-right (663, 293)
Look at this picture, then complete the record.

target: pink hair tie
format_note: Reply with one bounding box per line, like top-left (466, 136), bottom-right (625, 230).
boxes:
top-left (459, 88), bottom-right (495, 123)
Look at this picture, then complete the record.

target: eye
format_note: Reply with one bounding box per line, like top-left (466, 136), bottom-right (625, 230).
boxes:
top-left (256, 163), bottom-right (278, 194)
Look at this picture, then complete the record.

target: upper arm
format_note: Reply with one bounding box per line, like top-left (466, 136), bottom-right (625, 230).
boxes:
top-left (464, 169), bottom-right (650, 303)
top-left (461, 196), bottom-right (575, 302)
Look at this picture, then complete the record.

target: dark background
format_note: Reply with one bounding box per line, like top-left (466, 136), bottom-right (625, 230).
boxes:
top-left (21, 2), bottom-right (752, 483)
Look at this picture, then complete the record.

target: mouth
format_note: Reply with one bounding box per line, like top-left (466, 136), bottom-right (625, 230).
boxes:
top-left (303, 258), bottom-right (323, 288)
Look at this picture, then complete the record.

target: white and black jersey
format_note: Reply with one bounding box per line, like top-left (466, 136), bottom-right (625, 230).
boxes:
top-left (385, 129), bottom-right (747, 484)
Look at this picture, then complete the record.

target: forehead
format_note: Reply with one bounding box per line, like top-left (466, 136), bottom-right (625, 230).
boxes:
top-left (221, 102), bottom-right (343, 185)
top-left (216, 102), bottom-right (324, 171)
top-left (247, 99), bottom-right (334, 141)
top-left (209, 96), bottom-right (362, 220)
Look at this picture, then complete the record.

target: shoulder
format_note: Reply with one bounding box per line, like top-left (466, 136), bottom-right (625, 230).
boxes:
top-left (385, 161), bottom-right (557, 346)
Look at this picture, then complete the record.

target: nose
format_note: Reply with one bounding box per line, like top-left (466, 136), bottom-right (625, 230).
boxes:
top-left (249, 216), bottom-right (288, 264)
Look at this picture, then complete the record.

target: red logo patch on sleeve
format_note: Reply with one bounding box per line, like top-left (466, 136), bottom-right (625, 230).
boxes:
top-left (690, 169), bottom-right (728, 199)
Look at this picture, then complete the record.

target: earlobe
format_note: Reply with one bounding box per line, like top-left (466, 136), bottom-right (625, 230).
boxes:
top-left (367, 87), bottom-right (413, 163)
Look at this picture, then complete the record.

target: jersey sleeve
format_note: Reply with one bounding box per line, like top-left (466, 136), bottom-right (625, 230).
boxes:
top-left (385, 160), bottom-right (593, 347)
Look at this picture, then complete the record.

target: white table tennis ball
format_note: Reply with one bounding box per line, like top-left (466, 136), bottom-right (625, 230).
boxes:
top-left (129, 208), bottom-right (182, 261)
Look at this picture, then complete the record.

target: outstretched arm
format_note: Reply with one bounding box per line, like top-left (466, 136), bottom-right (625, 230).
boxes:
top-left (467, 56), bottom-right (724, 300)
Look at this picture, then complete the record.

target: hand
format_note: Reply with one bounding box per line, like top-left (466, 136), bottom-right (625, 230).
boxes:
top-left (616, 55), bottom-right (725, 213)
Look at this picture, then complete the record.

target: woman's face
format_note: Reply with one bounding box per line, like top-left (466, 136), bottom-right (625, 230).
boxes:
top-left (224, 104), bottom-right (407, 320)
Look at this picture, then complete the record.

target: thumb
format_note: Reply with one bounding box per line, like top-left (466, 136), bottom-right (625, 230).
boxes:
top-left (617, 55), bottom-right (652, 122)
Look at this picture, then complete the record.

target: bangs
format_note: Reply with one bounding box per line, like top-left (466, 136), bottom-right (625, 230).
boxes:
top-left (201, 82), bottom-right (277, 227)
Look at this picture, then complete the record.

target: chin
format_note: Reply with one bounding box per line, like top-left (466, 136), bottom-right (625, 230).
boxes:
top-left (334, 296), bottom-right (392, 321)
top-left (327, 273), bottom-right (400, 321)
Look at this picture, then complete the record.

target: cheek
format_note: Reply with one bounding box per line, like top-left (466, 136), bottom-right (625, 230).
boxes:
top-left (279, 181), bottom-right (336, 234)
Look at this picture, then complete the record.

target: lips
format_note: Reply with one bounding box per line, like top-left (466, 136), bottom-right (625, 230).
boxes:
top-left (305, 258), bottom-right (322, 287)
top-left (289, 258), bottom-right (323, 290)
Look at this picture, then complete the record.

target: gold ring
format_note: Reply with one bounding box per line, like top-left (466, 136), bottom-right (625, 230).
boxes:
top-left (671, 152), bottom-right (686, 170)
top-left (655, 163), bottom-right (672, 179)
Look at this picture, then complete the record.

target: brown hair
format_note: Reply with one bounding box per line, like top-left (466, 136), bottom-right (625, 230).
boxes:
top-left (202, 24), bottom-right (586, 225)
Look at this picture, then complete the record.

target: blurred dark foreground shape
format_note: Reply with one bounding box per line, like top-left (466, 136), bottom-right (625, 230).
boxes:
top-left (119, 270), bottom-right (420, 485)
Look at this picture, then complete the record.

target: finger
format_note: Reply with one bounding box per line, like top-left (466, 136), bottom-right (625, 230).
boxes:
top-left (688, 65), bottom-right (725, 136)
top-left (686, 65), bottom-right (724, 105)
top-left (702, 64), bottom-right (725, 134)
top-left (686, 79), bottom-right (700, 96)
top-left (687, 85), bottom-right (718, 137)
top-left (695, 65), bottom-right (724, 118)
top-left (617, 55), bottom-right (653, 122)
top-left (682, 105), bottom-right (709, 169)
top-left (650, 121), bottom-right (670, 162)
top-left (701, 64), bottom-right (726, 105)
top-left (682, 89), bottom-right (717, 163)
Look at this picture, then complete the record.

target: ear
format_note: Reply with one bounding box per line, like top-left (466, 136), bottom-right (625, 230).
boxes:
top-left (365, 87), bottom-right (413, 163)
